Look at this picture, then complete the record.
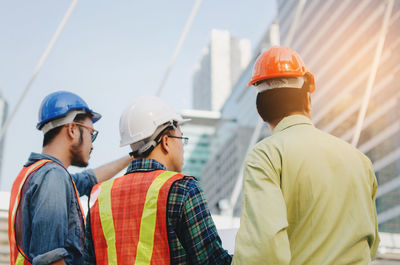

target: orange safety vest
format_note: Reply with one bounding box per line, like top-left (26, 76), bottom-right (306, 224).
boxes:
top-left (8, 159), bottom-right (86, 265)
top-left (89, 170), bottom-right (186, 265)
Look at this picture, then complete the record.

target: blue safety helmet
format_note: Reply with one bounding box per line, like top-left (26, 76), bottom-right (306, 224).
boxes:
top-left (36, 91), bottom-right (102, 130)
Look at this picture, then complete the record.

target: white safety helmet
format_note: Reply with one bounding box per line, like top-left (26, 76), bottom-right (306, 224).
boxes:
top-left (119, 96), bottom-right (190, 156)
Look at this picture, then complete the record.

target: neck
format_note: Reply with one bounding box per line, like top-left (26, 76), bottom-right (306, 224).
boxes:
top-left (268, 111), bottom-right (312, 130)
top-left (146, 153), bottom-right (170, 170)
top-left (42, 143), bottom-right (71, 168)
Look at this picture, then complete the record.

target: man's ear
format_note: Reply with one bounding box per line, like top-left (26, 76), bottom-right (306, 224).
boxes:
top-left (160, 134), bottom-right (170, 154)
top-left (65, 123), bottom-right (79, 141)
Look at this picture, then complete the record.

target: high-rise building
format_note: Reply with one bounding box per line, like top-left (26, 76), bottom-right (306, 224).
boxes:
top-left (192, 29), bottom-right (251, 112)
top-left (0, 93), bottom-right (8, 188)
top-left (202, 0), bottom-right (400, 234)
top-left (200, 25), bottom-right (277, 215)
top-left (276, 0), bottom-right (400, 233)
top-left (180, 109), bottom-right (220, 181)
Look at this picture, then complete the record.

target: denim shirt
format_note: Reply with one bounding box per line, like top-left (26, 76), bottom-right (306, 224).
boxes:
top-left (16, 152), bottom-right (98, 265)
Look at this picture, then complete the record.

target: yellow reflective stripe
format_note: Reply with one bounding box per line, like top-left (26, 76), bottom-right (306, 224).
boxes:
top-left (15, 253), bottom-right (25, 265)
top-left (134, 171), bottom-right (177, 265)
top-left (98, 180), bottom-right (117, 265)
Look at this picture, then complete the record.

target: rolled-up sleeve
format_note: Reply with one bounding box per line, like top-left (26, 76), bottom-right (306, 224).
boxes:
top-left (71, 169), bottom-right (98, 196)
top-left (233, 146), bottom-right (290, 265)
top-left (29, 167), bottom-right (72, 264)
top-left (32, 248), bottom-right (69, 265)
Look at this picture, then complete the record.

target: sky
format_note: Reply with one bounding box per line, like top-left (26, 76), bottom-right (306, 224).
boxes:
top-left (0, 0), bottom-right (277, 191)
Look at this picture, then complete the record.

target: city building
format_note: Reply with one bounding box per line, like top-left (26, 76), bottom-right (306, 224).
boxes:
top-left (0, 93), bottom-right (7, 188)
top-left (276, 0), bottom-right (400, 233)
top-left (180, 109), bottom-right (220, 181)
top-left (201, 24), bottom-right (277, 215)
top-left (201, 0), bottom-right (400, 238)
top-left (192, 29), bottom-right (251, 112)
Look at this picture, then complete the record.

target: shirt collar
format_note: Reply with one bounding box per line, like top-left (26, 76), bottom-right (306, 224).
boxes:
top-left (273, 114), bottom-right (313, 134)
top-left (127, 158), bottom-right (167, 173)
top-left (25, 152), bottom-right (66, 169)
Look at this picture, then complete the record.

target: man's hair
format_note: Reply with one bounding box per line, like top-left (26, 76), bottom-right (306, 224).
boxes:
top-left (256, 87), bottom-right (309, 123)
top-left (132, 122), bottom-right (178, 159)
top-left (42, 113), bottom-right (91, 147)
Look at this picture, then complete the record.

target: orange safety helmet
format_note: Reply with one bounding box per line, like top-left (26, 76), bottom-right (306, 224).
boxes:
top-left (248, 46), bottom-right (315, 93)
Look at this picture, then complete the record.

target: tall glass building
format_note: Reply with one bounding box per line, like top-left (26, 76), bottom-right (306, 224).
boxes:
top-left (202, 0), bottom-right (400, 236)
top-left (180, 110), bottom-right (220, 181)
top-left (276, 0), bottom-right (400, 233)
top-left (201, 28), bottom-right (275, 215)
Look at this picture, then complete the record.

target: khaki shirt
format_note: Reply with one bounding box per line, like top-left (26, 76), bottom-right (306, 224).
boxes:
top-left (233, 115), bottom-right (379, 265)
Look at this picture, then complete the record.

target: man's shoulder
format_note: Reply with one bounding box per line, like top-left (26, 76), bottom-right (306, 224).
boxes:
top-left (301, 127), bottom-right (372, 165)
top-left (248, 135), bottom-right (282, 163)
top-left (169, 175), bottom-right (203, 198)
top-left (21, 162), bottom-right (73, 202)
top-left (37, 161), bottom-right (68, 174)
top-left (168, 176), bottom-right (207, 214)
top-left (172, 175), bottom-right (199, 189)
top-left (29, 162), bottom-right (70, 186)
top-left (315, 128), bottom-right (366, 153)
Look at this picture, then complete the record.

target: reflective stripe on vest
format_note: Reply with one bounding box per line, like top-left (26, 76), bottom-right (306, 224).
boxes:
top-left (90, 170), bottom-right (185, 265)
top-left (8, 159), bottom-right (50, 265)
top-left (98, 180), bottom-right (117, 264)
top-left (135, 171), bottom-right (177, 265)
top-left (15, 253), bottom-right (27, 265)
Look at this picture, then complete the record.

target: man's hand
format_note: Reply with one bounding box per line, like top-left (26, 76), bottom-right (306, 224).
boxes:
top-left (50, 259), bottom-right (66, 265)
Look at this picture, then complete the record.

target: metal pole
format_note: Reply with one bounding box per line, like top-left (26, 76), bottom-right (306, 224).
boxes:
top-left (351, 0), bottom-right (394, 147)
top-left (284, 0), bottom-right (307, 47)
top-left (156, 0), bottom-right (203, 96)
top-left (0, 0), bottom-right (79, 143)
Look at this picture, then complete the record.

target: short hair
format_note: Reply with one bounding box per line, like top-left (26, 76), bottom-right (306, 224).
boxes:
top-left (130, 122), bottom-right (178, 159)
top-left (256, 87), bottom-right (309, 123)
top-left (42, 113), bottom-right (92, 147)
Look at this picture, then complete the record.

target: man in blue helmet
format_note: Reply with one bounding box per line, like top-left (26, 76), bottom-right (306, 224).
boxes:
top-left (8, 91), bottom-right (132, 265)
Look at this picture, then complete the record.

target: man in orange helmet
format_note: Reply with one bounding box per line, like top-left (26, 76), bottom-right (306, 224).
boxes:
top-left (232, 47), bottom-right (379, 264)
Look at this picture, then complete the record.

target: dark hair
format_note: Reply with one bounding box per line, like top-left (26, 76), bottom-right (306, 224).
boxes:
top-left (256, 87), bottom-right (309, 123)
top-left (42, 112), bottom-right (92, 147)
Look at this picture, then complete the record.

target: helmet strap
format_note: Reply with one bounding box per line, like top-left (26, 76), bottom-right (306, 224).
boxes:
top-left (129, 120), bottom-right (177, 157)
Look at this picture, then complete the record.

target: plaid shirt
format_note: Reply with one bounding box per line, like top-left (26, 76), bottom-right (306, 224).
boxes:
top-left (84, 159), bottom-right (231, 264)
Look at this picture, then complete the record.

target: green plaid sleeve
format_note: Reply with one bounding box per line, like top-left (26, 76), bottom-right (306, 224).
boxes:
top-left (168, 178), bottom-right (232, 264)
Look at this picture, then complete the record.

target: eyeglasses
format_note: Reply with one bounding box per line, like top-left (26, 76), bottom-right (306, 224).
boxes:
top-left (168, 135), bottom-right (189, 145)
top-left (73, 122), bottom-right (99, 142)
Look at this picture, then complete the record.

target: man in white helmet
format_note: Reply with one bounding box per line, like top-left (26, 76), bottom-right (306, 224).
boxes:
top-left (84, 96), bottom-right (232, 265)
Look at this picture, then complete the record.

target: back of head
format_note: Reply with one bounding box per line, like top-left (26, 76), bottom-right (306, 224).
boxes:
top-left (248, 46), bottom-right (316, 123)
top-left (119, 96), bottom-right (189, 157)
top-left (37, 91), bottom-right (101, 146)
top-left (256, 86), bottom-right (309, 123)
